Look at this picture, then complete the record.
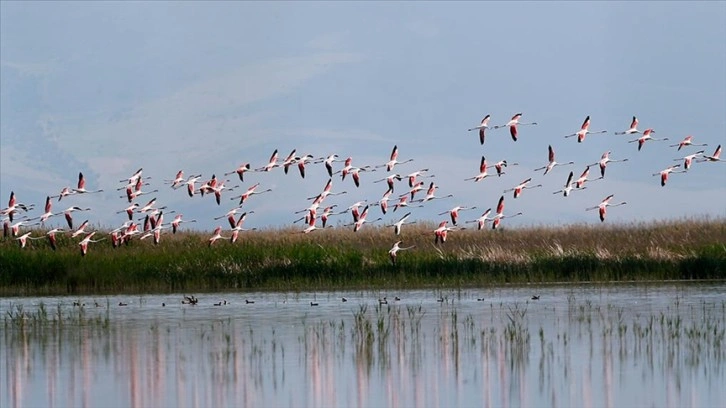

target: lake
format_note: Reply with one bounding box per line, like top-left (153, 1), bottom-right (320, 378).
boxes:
top-left (2, 282), bottom-right (725, 407)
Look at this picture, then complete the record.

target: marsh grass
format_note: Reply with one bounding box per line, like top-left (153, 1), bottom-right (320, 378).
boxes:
top-left (1, 218), bottom-right (724, 295)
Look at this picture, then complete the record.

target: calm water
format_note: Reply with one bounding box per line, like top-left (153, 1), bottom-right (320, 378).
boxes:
top-left (2, 283), bottom-right (725, 408)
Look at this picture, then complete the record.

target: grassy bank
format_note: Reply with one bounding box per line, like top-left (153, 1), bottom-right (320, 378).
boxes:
top-left (1, 218), bottom-right (724, 295)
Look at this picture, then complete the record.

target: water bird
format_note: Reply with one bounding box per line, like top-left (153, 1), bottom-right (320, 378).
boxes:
top-left (564, 115), bottom-right (606, 143)
top-left (586, 194), bottom-right (627, 222)
top-left (614, 116), bottom-right (640, 135)
top-left (467, 114), bottom-right (491, 145)
top-left (494, 113), bottom-right (537, 141)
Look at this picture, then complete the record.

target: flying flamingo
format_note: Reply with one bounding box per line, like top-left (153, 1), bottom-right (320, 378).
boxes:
top-left (281, 149), bottom-right (298, 174)
top-left (1, 192), bottom-right (34, 223)
top-left (388, 212), bottom-right (416, 235)
top-left (389, 241), bottom-right (416, 266)
top-left (564, 115), bottom-right (607, 143)
top-left (586, 194), bottom-right (627, 222)
top-left (464, 156), bottom-right (495, 182)
top-left (629, 129), bottom-right (668, 151)
top-left (587, 151), bottom-right (628, 178)
top-left (255, 149), bottom-right (280, 172)
top-left (137, 197), bottom-right (160, 214)
top-left (116, 203), bottom-right (140, 221)
top-left (504, 178), bottom-right (543, 198)
top-left (377, 145), bottom-right (414, 171)
top-left (16, 232), bottom-right (44, 248)
top-left (494, 113), bottom-right (538, 142)
top-left (698, 145), bottom-right (722, 163)
top-left (319, 205), bottom-right (342, 227)
top-left (197, 174), bottom-right (218, 196)
top-left (614, 116), bottom-right (640, 135)
top-left (493, 160), bottom-right (517, 177)
top-left (33, 196), bottom-right (59, 225)
top-left (140, 225), bottom-right (168, 245)
top-left (71, 220), bottom-right (91, 238)
top-left (208, 226), bottom-right (229, 246)
top-left (73, 172), bottom-right (104, 194)
top-left (349, 166), bottom-right (375, 188)
top-left (350, 205), bottom-right (382, 232)
top-left (122, 185), bottom-right (158, 203)
top-left (119, 168), bottom-right (145, 185)
top-left (208, 179), bottom-right (237, 205)
top-left (534, 145), bottom-right (574, 175)
top-left (552, 171), bottom-right (583, 197)
top-left (467, 114), bottom-right (492, 145)
top-left (405, 181), bottom-right (426, 201)
top-left (371, 187), bottom-right (394, 215)
top-left (79, 231), bottom-right (105, 256)
top-left (182, 174), bottom-right (203, 197)
top-left (166, 170), bottom-right (186, 189)
top-left (307, 178), bottom-right (347, 201)
top-left (465, 208), bottom-right (494, 230)
top-left (414, 182), bottom-right (453, 203)
top-left (392, 195), bottom-right (423, 212)
top-left (675, 151), bottom-right (705, 170)
top-left (315, 154), bottom-right (343, 177)
top-left (653, 164), bottom-right (686, 186)
top-left (373, 174), bottom-right (402, 193)
top-left (171, 214), bottom-right (196, 234)
top-left (232, 183), bottom-right (272, 205)
top-left (438, 205), bottom-right (477, 226)
top-left (46, 228), bottom-right (65, 251)
top-left (574, 165), bottom-right (603, 189)
top-left (406, 169), bottom-right (434, 187)
top-left (431, 221), bottom-right (463, 244)
top-left (345, 201), bottom-right (368, 223)
top-left (214, 207), bottom-right (248, 228)
top-left (492, 195), bottom-right (523, 230)
top-left (62, 206), bottom-right (91, 229)
top-left (52, 187), bottom-right (77, 202)
top-left (225, 163), bottom-right (252, 182)
top-left (295, 154), bottom-right (317, 178)
top-left (230, 215), bottom-right (257, 243)
top-left (9, 219), bottom-right (31, 237)
top-left (670, 135), bottom-right (707, 151)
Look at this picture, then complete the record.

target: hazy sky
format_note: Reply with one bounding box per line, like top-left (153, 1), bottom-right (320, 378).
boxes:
top-left (1, 1), bottom-right (725, 232)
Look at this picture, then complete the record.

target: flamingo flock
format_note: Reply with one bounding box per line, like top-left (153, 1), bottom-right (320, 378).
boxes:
top-left (2, 112), bottom-right (723, 265)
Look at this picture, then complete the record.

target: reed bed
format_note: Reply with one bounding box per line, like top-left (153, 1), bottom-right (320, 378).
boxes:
top-left (1, 218), bottom-right (724, 295)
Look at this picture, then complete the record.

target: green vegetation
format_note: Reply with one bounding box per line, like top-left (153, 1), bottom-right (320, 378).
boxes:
top-left (1, 218), bottom-right (724, 295)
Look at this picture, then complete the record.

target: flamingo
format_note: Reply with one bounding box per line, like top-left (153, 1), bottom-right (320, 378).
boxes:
top-left (494, 113), bottom-right (538, 142)
top-left (392, 195), bottom-right (424, 212)
top-left (208, 179), bottom-right (237, 205)
top-left (675, 151), bottom-right (705, 170)
top-left (534, 145), bottom-right (574, 175)
top-left (1, 192), bottom-right (33, 222)
top-left (414, 182), bottom-right (453, 203)
top-left (140, 225), bottom-right (168, 245)
top-left (295, 154), bottom-right (317, 178)
top-left (166, 170), bottom-right (186, 189)
top-left (467, 114), bottom-right (492, 145)
top-left (670, 135), bottom-right (707, 151)
top-left (377, 145), bottom-right (413, 171)
top-left (586, 194), bottom-right (627, 222)
top-left (349, 166), bottom-right (375, 188)
top-left (389, 212), bottom-right (415, 235)
top-left (315, 154), bottom-right (343, 178)
top-left (73, 172), bottom-right (104, 194)
top-left (405, 181), bottom-right (426, 201)
top-left (214, 206), bottom-right (247, 228)
top-left (493, 160), bottom-right (517, 177)
top-left (46, 228), bottom-right (65, 251)
top-left (336, 157), bottom-right (354, 180)
top-left (629, 129), bottom-right (668, 151)
top-left (587, 151), bottom-right (628, 178)
top-left (345, 201), bottom-right (367, 223)
top-left (62, 206), bottom-right (91, 229)
top-left (208, 226), bottom-right (229, 246)
top-left (350, 205), bottom-right (382, 232)
top-left (698, 145), bottom-right (722, 163)
top-left (255, 149), bottom-right (280, 172)
top-left (653, 165), bottom-right (686, 187)
top-left (232, 183), bottom-right (272, 205)
top-left (307, 178), bottom-right (347, 201)
top-left (116, 203), bottom-right (140, 221)
top-left (52, 187), bottom-right (77, 202)
top-left (230, 215), bottom-right (257, 243)
top-left (552, 171), bottom-right (584, 197)
top-left (574, 165), bottom-right (603, 189)
top-left (464, 156), bottom-right (494, 182)
top-left (225, 163), bottom-right (252, 182)
top-left (33, 196), bottom-right (59, 225)
top-left (79, 231), bottom-right (105, 256)
top-left (614, 116), bottom-right (640, 135)
top-left (9, 219), bottom-right (31, 238)
top-left (406, 169), bottom-right (434, 187)
top-left (504, 178), bottom-right (543, 198)
top-left (137, 197), bottom-right (160, 214)
top-left (438, 205), bottom-right (476, 226)
top-left (16, 232), bottom-right (44, 248)
top-left (170, 214), bottom-right (196, 234)
top-left (465, 208), bottom-right (494, 230)
top-left (431, 221), bottom-right (463, 244)
top-left (564, 115), bottom-right (607, 143)
top-left (119, 168), bottom-right (145, 185)
top-left (389, 241), bottom-right (416, 266)
top-left (197, 174), bottom-right (218, 196)
top-left (281, 149), bottom-right (298, 174)
top-left (373, 174), bottom-right (402, 193)
top-left (491, 195), bottom-right (523, 230)
top-left (319, 205), bottom-right (341, 228)
top-left (122, 185), bottom-right (158, 203)
top-left (183, 174), bottom-right (203, 197)
top-left (71, 220), bottom-right (91, 238)
top-left (371, 188), bottom-right (394, 215)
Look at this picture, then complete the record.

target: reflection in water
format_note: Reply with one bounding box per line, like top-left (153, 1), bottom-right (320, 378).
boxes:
top-left (2, 284), bottom-right (726, 407)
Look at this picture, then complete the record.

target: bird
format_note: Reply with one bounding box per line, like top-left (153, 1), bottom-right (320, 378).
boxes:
top-left (255, 149), bottom-right (280, 172)
top-left (349, 166), bottom-right (375, 188)
top-left (307, 178), bottom-right (347, 201)
top-left (464, 156), bottom-right (494, 182)
top-left (62, 206), bottom-right (91, 229)
top-left (675, 151), bottom-right (705, 170)
top-left (438, 205), bottom-right (476, 226)
top-left (231, 183), bottom-right (272, 205)
top-left (614, 116), bottom-right (640, 135)
top-left (465, 208), bottom-right (494, 230)
top-left (574, 165), bottom-right (603, 189)
top-left (45, 228), bottom-right (65, 251)
top-left (405, 181), bottom-right (426, 201)
top-left (16, 232), bottom-right (44, 248)
top-left (295, 154), bottom-right (317, 178)
top-left (52, 187), bottom-right (77, 202)
top-left (208, 179), bottom-right (237, 205)
top-left (73, 172), bottom-right (104, 194)
top-left (413, 182), bottom-right (453, 203)
top-left (71, 220), bottom-right (91, 238)
top-left (494, 113), bottom-right (537, 141)
top-left (467, 114), bottom-right (492, 145)
top-left (653, 165), bottom-right (686, 186)
top-left (119, 168), bottom-right (145, 185)
top-left (586, 194), bottom-right (627, 222)
top-left (214, 207), bottom-right (248, 228)
top-left (389, 212), bottom-right (415, 235)
top-left (552, 171), bottom-right (583, 197)
top-left (166, 170), bottom-right (186, 189)
top-left (208, 226), bottom-right (228, 246)
top-left (224, 163), bottom-right (252, 182)
top-left (316, 154), bottom-right (342, 178)
top-left (350, 205), bottom-right (382, 232)
top-left (628, 129), bottom-right (668, 151)
top-left (389, 240), bottom-right (416, 265)
top-left (229, 216), bottom-right (257, 243)
top-left (281, 149), bottom-right (298, 174)
top-left (491, 195), bottom-right (523, 230)
top-left (564, 115), bottom-right (607, 143)
top-left (1, 192), bottom-right (33, 223)
top-left (171, 214), bottom-right (196, 234)
top-left (492, 160), bottom-right (517, 177)
top-left (116, 203), bottom-right (140, 221)
top-left (431, 221), bottom-right (463, 244)
top-left (344, 201), bottom-right (368, 223)
top-left (669, 135), bottom-right (707, 151)
top-left (122, 186), bottom-right (158, 203)
top-left (183, 174), bottom-right (204, 197)
top-left (370, 188), bottom-right (394, 215)
top-left (33, 196), bottom-right (59, 225)
top-left (698, 145), bottom-right (722, 163)
top-left (406, 169), bottom-right (434, 187)
top-left (392, 195), bottom-right (423, 212)
top-left (504, 178), bottom-right (543, 198)
top-left (534, 145), bottom-right (574, 175)
top-left (587, 151), bottom-right (628, 178)
top-left (373, 174), bottom-right (402, 193)
top-left (78, 232), bottom-right (105, 256)
top-left (377, 145), bottom-right (413, 171)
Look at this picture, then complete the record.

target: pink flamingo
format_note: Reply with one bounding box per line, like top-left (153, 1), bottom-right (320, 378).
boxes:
top-left (629, 129), bottom-right (668, 151)
top-left (670, 135), bottom-right (707, 151)
top-left (534, 145), bottom-right (574, 175)
top-left (494, 113), bottom-right (537, 142)
top-left (389, 241), bottom-right (415, 265)
top-left (73, 172), bottom-right (104, 194)
top-left (171, 214), bottom-right (196, 234)
top-left (388, 211), bottom-right (415, 235)
top-left (492, 195), bottom-right (523, 230)
top-left (438, 205), bottom-right (476, 226)
top-left (465, 208), bottom-right (494, 230)
top-left (464, 156), bottom-right (494, 182)
top-left (79, 232), bottom-right (105, 256)
top-left (225, 163), bottom-right (252, 182)
top-left (62, 206), bottom-right (91, 229)
top-left (377, 145), bottom-right (413, 172)
top-left (586, 195), bottom-right (627, 222)
top-left (614, 116), bottom-right (640, 135)
top-left (467, 114), bottom-right (492, 145)
top-left (675, 151), bottom-right (705, 170)
top-left (653, 164), bottom-right (686, 186)
top-left (564, 115), bottom-right (607, 143)
top-left (208, 226), bottom-right (229, 246)
top-left (587, 151), bottom-right (628, 178)
top-left (504, 178), bottom-right (543, 198)
top-left (255, 149), bottom-right (280, 172)
top-left (698, 145), bottom-right (722, 163)
top-left (552, 171), bottom-right (583, 197)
